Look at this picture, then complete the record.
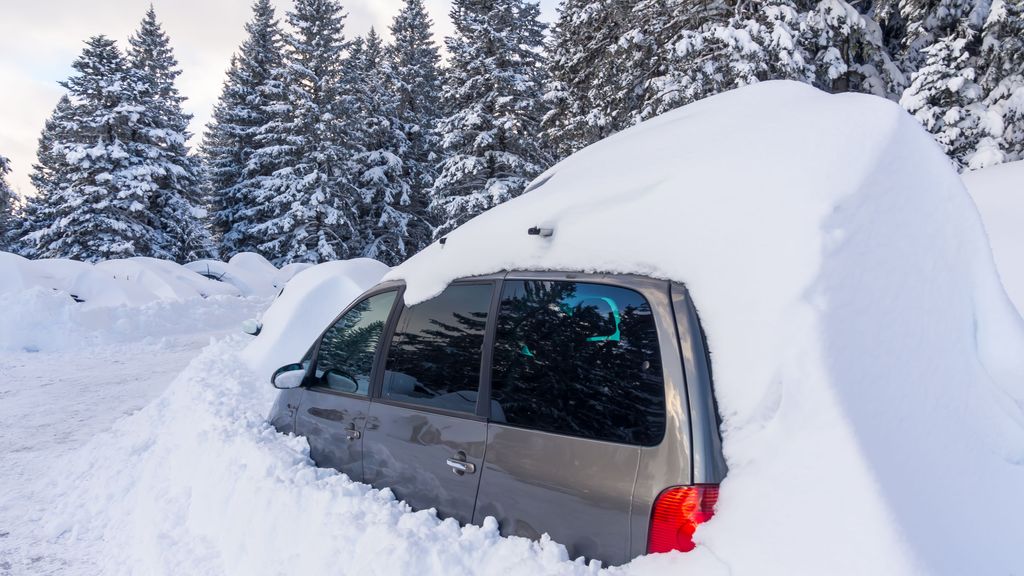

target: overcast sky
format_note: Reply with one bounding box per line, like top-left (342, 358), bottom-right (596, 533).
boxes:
top-left (0, 0), bottom-right (557, 198)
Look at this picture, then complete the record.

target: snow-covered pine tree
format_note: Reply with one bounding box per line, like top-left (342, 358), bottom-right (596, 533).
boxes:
top-left (899, 0), bottom-right (990, 72)
top-left (349, 30), bottom-right (429, 265)
top-left (127, 7), bottom-right (213, 261)
top-left (250, 0), bottom-right (358, 264)
top-left (388, 0), bottom-right (442, 242)
top-left (972, 0), bottom-right (1024, 167)
top-left (430, 0), bottom-right (552, 237)
top-left (543, 0), bottom-right (635, 158)
top-left (27, 36), bottom-right (171, 261)
top-left (900, 24), bottom-right (985, 169)
top-left (799, 0), bottom-right (905, 97)
top-left (659, 0), bottom-right (812, 108)
top-left (202, 0), bottom-right (287, 258)
top-left (0, 155), bottom-right (16, 251)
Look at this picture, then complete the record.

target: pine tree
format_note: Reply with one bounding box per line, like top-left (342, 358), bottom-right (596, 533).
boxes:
top-left (543, 0), bottom-right (635, 157)
top-left (430, 0), bottom-right (552, 237)
top-left (349, 30), bottom-right (429, 265)
top-left (899, 0), bottom-right (989, 72)
top-left (251, 0), bottom-right (358, 264)
top-left (127, 7), bottom-right (213, 261)
top-left (388, 0), bottom-right (442, 245)
top-left (900, 25), bottom-right (985, 170)
top-left (0, 155), bottom-right (16, 251)
top-left (202, 0), bottom-right (287, 258)
top-left (799, 0), bottom-right (905, 97)
top-left (972, 0), bottom-right (1024, 167)
top-left (27, 36), bottom-right (171, 261)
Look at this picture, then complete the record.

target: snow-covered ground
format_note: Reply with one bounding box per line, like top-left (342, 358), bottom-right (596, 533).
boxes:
top-left (2, 82), bottom-right (1023, 576)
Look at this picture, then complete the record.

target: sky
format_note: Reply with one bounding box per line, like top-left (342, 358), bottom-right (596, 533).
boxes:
top-left (0, 0), bottom-right (557, 198)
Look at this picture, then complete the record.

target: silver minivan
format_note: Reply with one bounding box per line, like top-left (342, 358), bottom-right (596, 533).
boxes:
top-left (267, 271), bottom-right (726, 565)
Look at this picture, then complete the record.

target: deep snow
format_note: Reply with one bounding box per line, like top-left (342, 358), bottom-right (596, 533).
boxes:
top-left (2, 81), bottom-right (1023, 576)
top-left (963, 160), bottom-right (1024, 313)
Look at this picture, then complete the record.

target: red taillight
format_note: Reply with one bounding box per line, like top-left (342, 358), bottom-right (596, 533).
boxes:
top-left (647, 485), bottom-right (719, 554)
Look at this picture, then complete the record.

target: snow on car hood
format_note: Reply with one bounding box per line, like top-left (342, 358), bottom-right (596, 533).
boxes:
top-left (387, 80), bottom-right (1024, 574)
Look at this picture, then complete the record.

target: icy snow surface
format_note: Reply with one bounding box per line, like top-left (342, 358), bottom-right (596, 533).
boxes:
top-left (963, 160), bottom-right (1024, 313)
top-left (3, 81), bottom-right (1023, 576)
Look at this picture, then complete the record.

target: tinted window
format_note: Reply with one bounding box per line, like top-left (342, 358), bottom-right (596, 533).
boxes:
top-left (490, 281), bottom-right (666, 445)
top-left (314, 291), bottom-right (397, 394)
top-left (382, 283), bottom-right (492, 414)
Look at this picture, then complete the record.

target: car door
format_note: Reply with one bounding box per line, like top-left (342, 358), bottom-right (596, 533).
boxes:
top-left (294, 289), bottom-right (399, 483)
top-left (361, 281), bottom-right (496, 525)
top-left (473, 277), bottom-right (669, 566)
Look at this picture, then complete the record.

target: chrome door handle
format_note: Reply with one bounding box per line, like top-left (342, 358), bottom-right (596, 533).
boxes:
top-left (344, 427), bottom-right (361, 440)
top-left (446, 458), bottom-right (476, 475)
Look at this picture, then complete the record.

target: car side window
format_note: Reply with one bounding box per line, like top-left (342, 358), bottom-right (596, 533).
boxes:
top-left (313, 290), bottom-right (398, 395)
top-left (490, 280), bottom-right (666, 446)
top-left (381, 283), bottom-right (492, 414)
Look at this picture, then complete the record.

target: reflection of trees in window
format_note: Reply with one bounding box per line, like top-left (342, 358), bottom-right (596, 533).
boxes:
top-left (492, 281), bottom-right (666, 446)
top-left (317, 293), bottom-right (394, 388)
top-left (384, 284), bottom-right (491, 408)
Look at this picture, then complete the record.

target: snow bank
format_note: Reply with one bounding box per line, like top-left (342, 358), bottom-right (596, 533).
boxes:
top-left (963, 160), bottom-right (1024, 313)
top-left (241, 258), bottom-right (389, 382)
top-left (387, 81), bottom-right (1024, 574)
top-left (0, 252), bottom-right (280, 351)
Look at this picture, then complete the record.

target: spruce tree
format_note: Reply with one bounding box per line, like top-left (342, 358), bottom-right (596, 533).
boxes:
top-left (900, 26), bottom-right (985, 170)
top-left (430, 0), bottom-right (552, 237)
top-left (251, 0), bottom-right (358, 264)
top-left (127, 7), bottom-right (213, 261)
top-left (388, 0), bottom-right (442, 244)
top-left (202, 0), bottom-right (287, 258)
top-left (0, 155), bottom-right (16, 251)
top-left (973, 0), bottom-right (1024, 167)
top-left (349, 30), bottom-right (429, 265)
top-left (28, 36), bottom-right (170, 261)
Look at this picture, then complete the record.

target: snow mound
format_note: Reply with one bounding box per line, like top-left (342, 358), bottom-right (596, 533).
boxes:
top-left (0, 252), bottom-right (278, 352)
top-left (185, 252), bottom-right (281, 297)
top-left (387, 81), bottom-right (1024, 574)
top-left (241, 258), bottom-right (390, 382)
top-left (963, 160), bottom-right (1024, 313)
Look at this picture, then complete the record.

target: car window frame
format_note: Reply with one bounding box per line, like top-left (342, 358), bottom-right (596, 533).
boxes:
top-left (370, 279), bottom-right (502, 422)
top-left (303, 283), bottom-right (405, 400)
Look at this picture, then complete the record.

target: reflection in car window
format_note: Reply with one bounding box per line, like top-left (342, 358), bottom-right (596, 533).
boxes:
top-left (490, 281), bottom-right (666, 446)
top-left (382, 283), bottom-right (492, 414)
top-left (315, 291), bottom-right (397, 394)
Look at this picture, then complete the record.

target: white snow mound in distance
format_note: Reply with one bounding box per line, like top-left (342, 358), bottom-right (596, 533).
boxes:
top-left (241, 258), bottom-right (390, 382)
top-left (387, 80), bottom-right (1024, 574)
top-left (963, 160), bottom-right (1024, 313)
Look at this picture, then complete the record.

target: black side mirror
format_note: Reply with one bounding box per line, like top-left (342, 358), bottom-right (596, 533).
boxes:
top-left (271, 363), bottom-right (306, 389)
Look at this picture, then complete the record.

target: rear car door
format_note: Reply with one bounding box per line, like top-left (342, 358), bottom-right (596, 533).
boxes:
top-left (362, 281), bottom-right (495, 525)
top-left (294, 289), bottom-right (399, 483)
top-left (474, 278), bottom-right (668, 566)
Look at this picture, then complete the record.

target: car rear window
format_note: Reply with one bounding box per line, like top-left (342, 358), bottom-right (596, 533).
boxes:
top-left (490, 280), bottom-right (666, 446)
top-left (381, 283), bottom-right (492, 414)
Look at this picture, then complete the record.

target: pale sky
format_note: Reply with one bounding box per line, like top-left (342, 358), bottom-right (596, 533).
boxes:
top-left (0, 0), bottom-right (557, 198)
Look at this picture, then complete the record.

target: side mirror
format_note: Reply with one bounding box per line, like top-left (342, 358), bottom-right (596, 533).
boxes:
top-left (242, 318), bottom-right (263, 336)
top-left (271, 363), bottom-right (306, 389)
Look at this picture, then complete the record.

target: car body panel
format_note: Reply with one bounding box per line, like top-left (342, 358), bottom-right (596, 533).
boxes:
top-left (294, 388), bottom-right (371, 483)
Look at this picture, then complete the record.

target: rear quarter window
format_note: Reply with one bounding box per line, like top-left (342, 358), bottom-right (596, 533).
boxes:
top-left (490, 280), bottom-right (666, 446)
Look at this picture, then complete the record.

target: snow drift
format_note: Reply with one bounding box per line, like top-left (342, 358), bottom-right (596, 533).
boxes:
top-left (10, 81), bottom-right (1024, 576)
top-left (963, 160), bottom-right (1024, 313)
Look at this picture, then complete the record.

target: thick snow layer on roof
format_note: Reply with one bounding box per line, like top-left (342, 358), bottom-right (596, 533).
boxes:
top-left (387, 81), bottom-right (1024, 574)
top-left (240, 258), bottom-right (389, 382)
top-left (963, 160), bottom-right (1024, 313)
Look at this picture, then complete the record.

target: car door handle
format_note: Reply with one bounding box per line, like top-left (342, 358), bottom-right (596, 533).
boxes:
top-left (344, 426), bottom-right (361, 440)
top-left (446, 458), bottom-right (476, 475)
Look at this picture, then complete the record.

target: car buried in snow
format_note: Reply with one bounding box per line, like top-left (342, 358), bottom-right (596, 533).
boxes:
top-left (267, 270), bottom-right (725, 565)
